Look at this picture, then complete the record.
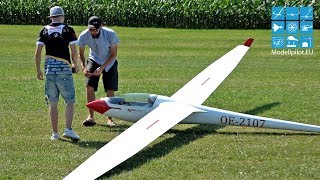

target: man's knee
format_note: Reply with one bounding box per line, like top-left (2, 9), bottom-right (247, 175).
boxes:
top-left (66, 103), bottom-right (74, 108)
top-left (87, 85), bottom-right (95, 92)
top-left (49, 101), bottom-right (58, 108)
top-left (107, 90), bottom-right (114, 97)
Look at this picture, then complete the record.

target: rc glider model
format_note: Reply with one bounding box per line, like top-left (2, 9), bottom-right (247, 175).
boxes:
top-left (65, 38), bottom-right (320, 179)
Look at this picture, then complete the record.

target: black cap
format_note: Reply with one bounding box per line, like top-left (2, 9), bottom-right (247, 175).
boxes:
top-left (88, 16), bottom-right (101, 29)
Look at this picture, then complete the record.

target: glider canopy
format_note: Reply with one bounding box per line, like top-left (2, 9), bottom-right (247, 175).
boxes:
top-left (108, 93), bottom-right (158, 106)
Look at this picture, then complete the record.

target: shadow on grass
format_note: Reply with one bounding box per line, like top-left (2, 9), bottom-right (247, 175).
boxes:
top-left (67, 124), bottom-right (132, 149)
top-left (218, 130), bottom-right (320, 136)
top-left (242, 101), bottom-right (281, 115)
top-left (97, 124), bottom-right (131, 132)
top-left (69, 140), bottom-right (106, 150)
top-left (100, 124), bottom-right (222, 178)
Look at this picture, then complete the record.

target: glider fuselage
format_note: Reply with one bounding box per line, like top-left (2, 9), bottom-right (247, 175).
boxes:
top-left (99, 94), bottom-right (320, 133)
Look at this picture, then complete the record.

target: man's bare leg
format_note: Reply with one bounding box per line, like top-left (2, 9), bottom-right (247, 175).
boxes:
top-left (65, 103), bottom-right (74, 129)
top-left (83, 86), bottom-right (97, 126)
top-left (87, 86), bottom-right (95, 120)
top-left (49, 101), bottom-right (59, 133)
top-left (106, 90), bottom-right (116, 126)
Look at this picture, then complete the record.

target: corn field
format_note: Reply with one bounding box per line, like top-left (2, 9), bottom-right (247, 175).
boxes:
top-left (0, 0), bottom-right (318, 29)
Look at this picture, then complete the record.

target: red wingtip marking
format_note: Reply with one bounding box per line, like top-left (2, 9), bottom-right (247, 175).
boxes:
top-left (86, 99), bottom-right (110, 114)
top-left (243, 38), bottom-right (254, 47)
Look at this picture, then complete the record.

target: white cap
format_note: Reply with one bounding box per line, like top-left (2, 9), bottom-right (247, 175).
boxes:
top-left (49, 6), bottom-right (64, 17)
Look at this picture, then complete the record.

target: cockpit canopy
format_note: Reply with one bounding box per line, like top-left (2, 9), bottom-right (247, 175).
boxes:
top-left (107, 93), bottom-right (158, 107)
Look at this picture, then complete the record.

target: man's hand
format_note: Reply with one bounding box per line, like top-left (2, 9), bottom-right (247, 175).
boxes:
top-left (82, 67), bottom-right (92, 77)
top-left (37, 70), bottom-right (44, 80)
top-left (72, 63), bottom-right (79, 73)
top-left (93, 67), bottom-right (103, 76)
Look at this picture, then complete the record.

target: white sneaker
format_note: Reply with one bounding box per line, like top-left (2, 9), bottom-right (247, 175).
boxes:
top-left (63, 128), bottom-right (80, 141)
top-left (50, 132), bottom-right (60, 140)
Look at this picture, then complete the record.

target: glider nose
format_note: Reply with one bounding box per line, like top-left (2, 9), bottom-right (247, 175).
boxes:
top-left (86, 99), bottom-right (110, 114)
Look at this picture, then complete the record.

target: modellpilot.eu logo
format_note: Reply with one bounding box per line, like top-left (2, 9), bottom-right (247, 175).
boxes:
top-left (271, 6), bottom-right (313, 49)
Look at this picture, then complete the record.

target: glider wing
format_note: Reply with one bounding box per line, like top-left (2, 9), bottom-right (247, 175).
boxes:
top-left (171, 38), bottom-right (254, 105)
top-left (64, 102), bottom-right (203, 180)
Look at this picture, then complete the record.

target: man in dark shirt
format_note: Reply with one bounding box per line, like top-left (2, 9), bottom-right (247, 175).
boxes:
top-left (34, 6), bottom-right (80, 141)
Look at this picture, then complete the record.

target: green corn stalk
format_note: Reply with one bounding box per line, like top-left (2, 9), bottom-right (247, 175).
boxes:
top-left (0, 0), bottom-right (318, 29)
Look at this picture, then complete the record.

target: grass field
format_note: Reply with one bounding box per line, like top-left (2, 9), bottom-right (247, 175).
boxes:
top-left (0, 25), bottom-right (319, 179)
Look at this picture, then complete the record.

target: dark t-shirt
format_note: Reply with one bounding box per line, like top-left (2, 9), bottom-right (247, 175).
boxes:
top-left (37, 23), bottom-right (77, 62)
top-left (37, 23), bottom-right (77, 75)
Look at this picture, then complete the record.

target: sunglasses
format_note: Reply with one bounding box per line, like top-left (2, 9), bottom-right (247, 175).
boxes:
top-left (89, 28), bottom-right (99, 32)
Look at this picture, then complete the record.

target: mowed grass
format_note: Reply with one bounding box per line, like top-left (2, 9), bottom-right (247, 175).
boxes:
top-left (0, 25), bottom-right (319, 179)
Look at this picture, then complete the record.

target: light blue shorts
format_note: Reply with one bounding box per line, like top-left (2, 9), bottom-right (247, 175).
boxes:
top-left (45, 74), bottom-right (75, 104)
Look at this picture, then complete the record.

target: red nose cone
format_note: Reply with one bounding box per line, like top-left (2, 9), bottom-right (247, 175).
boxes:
top-left (86, 99), bottom-right (110, 114)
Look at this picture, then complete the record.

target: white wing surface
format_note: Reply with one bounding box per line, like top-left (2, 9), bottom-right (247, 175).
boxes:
top-left (64, 102), bottom-right (203, 180)
top-left (171, 38), bottom-right (254, 105)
